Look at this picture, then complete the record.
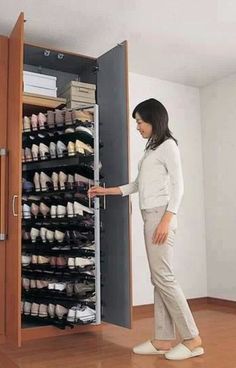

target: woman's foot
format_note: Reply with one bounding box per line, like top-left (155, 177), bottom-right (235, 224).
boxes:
top-left (151, 339), bottom-right (172, 351)
top-left (182, 335), bottom-right (202, 351)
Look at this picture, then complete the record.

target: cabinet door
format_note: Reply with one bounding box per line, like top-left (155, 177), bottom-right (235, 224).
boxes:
top-left (97, 41), bottom-right (132, 328)
top-left (0, 35), bottom-right (8, 342)
top-left (6, 12), bottom-right (24, 347)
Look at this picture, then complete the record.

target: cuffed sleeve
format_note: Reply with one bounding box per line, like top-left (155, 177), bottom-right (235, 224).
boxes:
top-left (162, 141), bottom-right (184, 214)
top-left (118, 174), bottom-right (139, 197)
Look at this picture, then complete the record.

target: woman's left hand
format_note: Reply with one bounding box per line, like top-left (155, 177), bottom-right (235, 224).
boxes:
top-left (152, 219), bottom-right (170, 245)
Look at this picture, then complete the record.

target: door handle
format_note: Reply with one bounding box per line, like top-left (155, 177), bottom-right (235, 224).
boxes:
top-left (0, 148), bottom-right (8, 240)
top-left (12, 195), bottom-right (18, 217)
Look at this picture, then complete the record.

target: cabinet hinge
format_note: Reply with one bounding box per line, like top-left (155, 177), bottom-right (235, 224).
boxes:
top-left (0, 148), bottom-right (8, 156)
top-left (0, 234), bottom-right (6, 241)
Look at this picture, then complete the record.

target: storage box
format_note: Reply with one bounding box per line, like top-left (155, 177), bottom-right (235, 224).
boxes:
top-left (60, 81), bottom-right (96, 104)
top-left (23, 71), bottom-right (57, 97)
top-left (66, 100), bottom-right (95, 109)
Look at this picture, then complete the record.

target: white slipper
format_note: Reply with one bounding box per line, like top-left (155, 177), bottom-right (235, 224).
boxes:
top-left (133, 340), bottom-right (169, 355)
top-left (164, 343), bottom-right (204, 360)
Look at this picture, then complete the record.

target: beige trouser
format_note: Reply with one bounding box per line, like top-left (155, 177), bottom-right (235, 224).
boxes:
top-left (141, 204), bottom-right (199, 340)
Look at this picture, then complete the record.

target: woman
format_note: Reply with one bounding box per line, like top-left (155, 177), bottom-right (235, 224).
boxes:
top-left (88, 98), bottom-right (204, 361)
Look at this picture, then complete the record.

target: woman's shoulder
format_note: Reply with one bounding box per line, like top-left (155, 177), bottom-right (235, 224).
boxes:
top-left (158, 138), bottom-right (177, 150)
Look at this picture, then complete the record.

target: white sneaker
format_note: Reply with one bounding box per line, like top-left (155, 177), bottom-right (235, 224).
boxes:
top-left (67, 307), bottom-right (76, 322)
top-left (67, 202), bottom-right (74, 217)
top-left (49, 142), bottom-right (57, 159)
top-left (75, 306), bottom-right (96, 322)
top-left (23, 204), bottom-right (31, 219)
top-left (54, 283), bottom-right (66, 292)
top-left (30, 227), bottom-right (39, 242)
top-left (39, 227), bottom-right (47, 242)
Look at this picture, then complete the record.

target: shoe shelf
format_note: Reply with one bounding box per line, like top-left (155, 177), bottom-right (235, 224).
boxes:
top-left (22, 268), bottom-right (95, 282)
top-left (22, 187), bottom-right (87, 197)
top-left (22, 314), bottom-right (93, 330)
top-left (22, 216), bottom-right (94, 228)
top-left (23, 93), bottom-right (66, 111)
top-left (22, 246), bottom-right (95, 258)
top-left (22, 289), bottom-right (95, 306)
top-left (22, 153), bottom-right (94, 172)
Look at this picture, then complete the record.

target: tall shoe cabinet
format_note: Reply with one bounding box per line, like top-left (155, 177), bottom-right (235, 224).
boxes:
top-left (0, 13), bottom-right (132, 347)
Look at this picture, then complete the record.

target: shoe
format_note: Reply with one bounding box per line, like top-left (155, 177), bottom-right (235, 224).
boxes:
top-left (65, 127), bottom-right (75, 133)
top-left (23, 116), bottom-right (31, 132)
top-left (75, 306), bottom-right (96, 322)
top-left (74, 281), bottom-right (95, 296)
top-left (50, 257), bottom-right (57, 268)
top-left (25, 147), bottom-right (33, 162)
top-left (56, 141), bottom-right (67, 158)
top-left (66, 174), bottom-right (74, 190)
top-left (39, 227), bottom-right (47, 242)
top-left (74, 173), bottom-right (94, 186)
top-left (75, 125), bottom-right (94, 137)
top-left (24, 301), bottom-right (32, 315)
top-left (81, 294), bottom-right (96, 303)
top-left (74, 201), bottom-right (94, 216)
top-left (22, 204), bottom-right (31, 219)
top-left (55, 230), bottom-right (65, 243)
top-left (51, 172), bottom-right (59, 191)
top-left (67, 307), bottom-right (76, 322)
top-left (54, 282), bottom-right (66, 291)
top-left (39, 143), bottom-right (50, 160)
top-left (49, 142), bottom-right (57, 159)
top-left (55, 110), bottom-right (64, 127)
top-left (57, 205), bottom-right (66, 218)
top-left (33, 172), bottom-right (40, 192)
top-left (39, 304), bottom-right (48, 318)
top-left (31, 302), bottom-right (40, 316)
top-left (65, 110), bottom-right (72, 126)
top-left (22, 278), bottom-right (30, 291)
top-left (59, 171), bottom-right (67, 190)
top-left (31, 144), bottom-right (39, 161)
top-left (39, 202), bottom-right (50, 218)
top-left (66, 283), bottom-right (74, 297)
top-left (46, 230), bottom-right (54, 243)
top-left (30, 279), bottom-right (37, 289)
top-left (164, 343), bottom-right (204, 360)
top-left (68, 257), bottom-right (75, 269)
top-left (75, 140), bottom-right (94, 155)
top-left (23, 179), bottom-right (34, 193)
top-left (55, 304), bottom-right (68, 319)
top-left (38, 113), bottom-right (47, 130)
top-left (31, 203), bottom-right (39, 218)
top-left (67, 141), bottom-right (75, 156)
top-left (38, 256), bottom-right (50, 265)
top-left (22, 255), bottom-right (31, 266)
top-left (31, 255), bottom-right (38, 264)
top-left (36, 280), bottom-right (49, 289)
top-left (72, 110), bottom-right (93, 123)
top-left (31, 114), bottom-right (38, 131)
top-left (50, 205), bottom-right (57, 218)
top-left (133, 340), bottom-right (169, 355)
top-left (75, 257), bottom-right (95, 268)
top-left (48, 304), bottom-right (55, 318)
top-left (47, 110), bottom-right (55, 128)
top-left (81, 242), bottom-right (95, 251)
top-left (48, 281), bottom-right (56, 289)
top-left (67, 202), bottom-right (74, 217)
top-left (40, 172), bottom-right (52, 191)
top-left (30, 227), bottom-right (39, 242)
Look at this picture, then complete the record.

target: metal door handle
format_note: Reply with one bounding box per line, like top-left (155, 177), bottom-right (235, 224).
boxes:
top-left (0, 148), bottom-right (7, 240)
top-left (12, 195), bottom-right (18, 217)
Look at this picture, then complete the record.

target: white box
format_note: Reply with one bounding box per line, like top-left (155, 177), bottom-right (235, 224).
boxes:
top-left (24, 84), bottom-right (57, 97)
top-left (23, 71), bottom-right (57, 90)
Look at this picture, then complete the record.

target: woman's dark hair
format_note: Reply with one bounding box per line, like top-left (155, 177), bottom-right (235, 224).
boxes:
top-left (132, 98), bottom-right (178, 150)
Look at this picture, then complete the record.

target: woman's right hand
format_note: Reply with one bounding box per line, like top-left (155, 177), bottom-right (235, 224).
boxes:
top-left (88, 186), bottom-right (107, 198)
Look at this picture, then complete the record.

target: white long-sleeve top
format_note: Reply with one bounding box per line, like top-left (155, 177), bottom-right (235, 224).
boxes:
top-left (119, 138), bottom-right (184, 214)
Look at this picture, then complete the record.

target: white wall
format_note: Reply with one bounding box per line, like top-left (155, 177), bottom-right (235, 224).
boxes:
top-left (128, 72), bottom-right (207, 306)
top-left (200, 74), bottom-right (236, 301)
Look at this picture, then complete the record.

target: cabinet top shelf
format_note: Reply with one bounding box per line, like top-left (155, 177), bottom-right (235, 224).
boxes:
top-left (23, 92), bottom-right (66, 112)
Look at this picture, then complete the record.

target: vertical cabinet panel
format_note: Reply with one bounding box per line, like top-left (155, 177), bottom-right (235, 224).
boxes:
top-left (97, 42), bottom-right (132, 328)
top-left (0, 35), bottom-right (9, 341)
top-left (6, 13), bottom-right (24, 346)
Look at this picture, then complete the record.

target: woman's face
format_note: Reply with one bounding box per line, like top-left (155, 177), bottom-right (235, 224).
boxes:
top-left (135, 112), bottom-right (153, 139)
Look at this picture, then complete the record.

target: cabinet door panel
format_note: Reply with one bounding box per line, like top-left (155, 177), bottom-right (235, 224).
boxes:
top-left (97, 41), bottom-right (132, 328)
top-left (6, 12), bottom-right (24, 347)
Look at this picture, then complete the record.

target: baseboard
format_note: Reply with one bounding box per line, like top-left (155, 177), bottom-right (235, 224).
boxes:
top-left (207, 296), bottom-right (236, 308)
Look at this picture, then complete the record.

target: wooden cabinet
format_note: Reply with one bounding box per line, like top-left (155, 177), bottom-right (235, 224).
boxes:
top-left (0, 13), bottom-right (132, 347)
